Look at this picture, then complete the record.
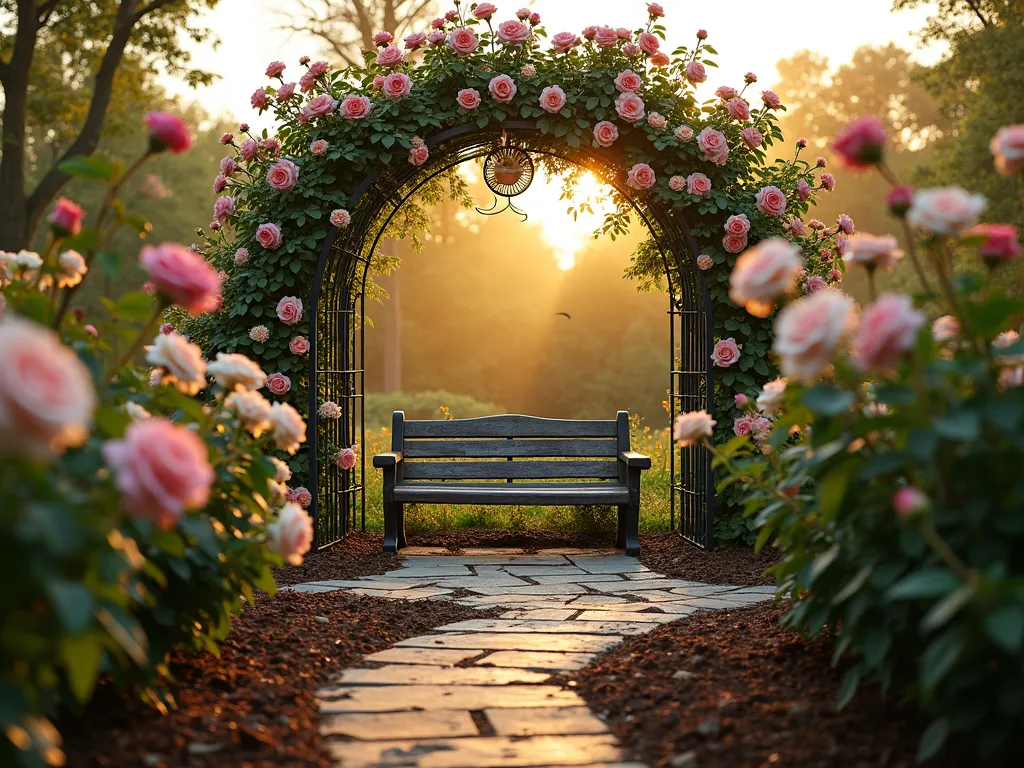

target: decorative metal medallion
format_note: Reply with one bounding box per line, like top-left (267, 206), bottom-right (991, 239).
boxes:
top-left (476, 147), bottom-right (534, 220)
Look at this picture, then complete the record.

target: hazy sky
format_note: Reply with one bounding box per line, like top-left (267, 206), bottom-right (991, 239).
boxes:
top-left (175, 0), bottom-right (942, 120)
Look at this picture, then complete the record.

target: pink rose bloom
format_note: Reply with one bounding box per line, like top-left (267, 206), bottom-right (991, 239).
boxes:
top-left (257, 222), bottom-right (283, 250)
top-left (488, 74), bottom-right (517, 103)
top-left (552, 32), bottom-right (579, 52)
top-left (696, 29), bottom-right (708, 39)
top-left (220, 156), bottom-right (237, 176)
top-left (796, 179), bottom-right (812, 202)
top-left (836, 233), bottom-right (850, 255)
top-left (143, 281), bottom-right (156, 296)
top-left (516, 8), bottom-right (531, 20)
top-left (615, 70), bottom-right (643, 94)
top-left (474, 2), bottom-right (498, 19)
top-left (448, 27), bottom-right (479, 55)
top-left (310, 139), bottom-right (329, 155)
top-left (755, 185), bottom-right (787, 217)
top-left (428, 30), bottom-right (446, 45)
top-left (773, 290), bottom-right (857, 381)
top-left (140, 242), bottom-right (221, 315)
top-left (521, 64), bottom-right (536, 78)
top-left (697, 254), bottom-right (714, 270)
top-left (404, 32), bottom-right (427, 50)
top-left (220, 132), bottom-right (234, 145)
top-left (383, 72), bottom-right (412, 99)
top-left (266, 372), bottom-right (292, 396)
top-left (725, 214), bottom-right (751, 236)
top-left (734, 414), bottom-right (754, 436)
top-left (647, 2), bottom-right (665, 17)
top-left (684, 60), bottom-right (706, 84)
top-left (582, 26), bottom-right (598, 40)
top-left (675, 125), bottom-right (694, 142)
top-left (103, 418), bottom-right (213, 529)
top-left (267, 158), bottom-right (299, 192)
top-left (330, 209), bottom-right (351, 228)
top-left (829, 268), bottom-right (842, 282)
top-left (650, 52), bottom-right (670, 67)
top-left (372, 75), bottom-right (385, 88)
top-left (276, 82), bottom-right (296, 102)
top-left (854, 294), bottom-right (925, 373)
top-left (431, 17), bottom-right (445, 29)
top-left (788, 217), bottom-right (807, 237)
top-left (907, 186), bottom-right (986, 235)
top-left (686, 173), bottom-right (711, 196)
top-left (627, 163), bottom-right (656, 191)
top-left (669, 175), bottom-right (685, 192)
top-left (593, 121), bottom-right (619, 148)
top-left (268, 503), bottom-right (313, 566)
top-left (276, 295), bottom-right (303, 325)
top-left (292, 486), bottom-right (313, 508)
top-left (213, 196), bottom-right (235, 222)
top-left (745, 72), bottom-right (758, 84)
top-left (50, 198), bottom-right (84, 236)
top-left (341, 95), bottom-right (373, 120)
top-left (715, 85), bottom-right (738, 101)
top-left (299, 70), bottom-right (318, 93)
top-left (806, 275), bottom-right (826, 293)
top-left (761, 90), bottom-right (781, 109)
top-left (740, 127), bottom-right (763, 149)
top-left (697, 127), bottom-right (728, 165)
top-left (376, 46), bottom-right (404, 67)
top-left (837, 213), bottom-right (855, 234)
top-left (159, 323), bottom-right (174, 335)
top-left (966, 223), bottom-right (1022, 264)
top-left (887, 185), bottom-right (914, 217)
top-left (990, 124), bottom-right (1024, 175)
top-left (240, 139), bottom-right (259, 161)
top-left (892, 487), bottom-right (929, 519)
top-left (529, 12), bottom-right (540, 24)
top-left (539, 85), bottom-right (567, 113)
top-left (409, 145), bottom-right (429, 166)
top-left (726, 97), bottom-right (750, 122)
top-left (251, 88), bottom-right (268, 110)
top-left (729, 237), bottom-right (803, 318)
top-left (735, 393), bottom-right (749, 406)
top-left (457, 88), bottom-right (482, 110)
top-left (723, 233), bottom-right (748, 254)
top-left (832, 116), bottom-right (887, 169)
top-left (0, 318), bottom-right (96, 458)
top-left (145, 111), bottom-right (192, 154)
top-left (234, 248), bottom-right (249, 265)
top-left (266, 138), bottom-right (283, 156)
top-left (308, 60), bottom-right (329, 77)
top-left (266, 61), bottom-right (286, 78)
top-left (336, 447), bottom-right (357, 470)
top-left (820, 172), bottom-right (836, 191)
top-left (615, 27), bottom-right (631, 40)
top-left (300, 93), bottom-right (337, 123)
top-left (673, 410), bottom-right (716, 447)
top-left (290, 336), bottom-right (310, 355)
top-left (637, 32), bottom-right (659, 55)
top-left (648, 112), bottom-right (667, 130)
top-left (373, 31), bottom-right (393, 45)
top-left (615, 93), bottom-right (645, 123)
top-left (594, 26), bottom-right (618, 47)
top-left (712, 337), bottom-right (741, 367)
top-left (932, 315), bottom-right (959, 342)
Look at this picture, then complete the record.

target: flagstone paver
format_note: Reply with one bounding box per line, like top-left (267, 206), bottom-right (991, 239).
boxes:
top-left (293, 550), bottom-right (778, 766)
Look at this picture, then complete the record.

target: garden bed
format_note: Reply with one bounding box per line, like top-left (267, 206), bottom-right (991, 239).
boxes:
top-left (61, 590), bottom-right (499, 767)
top-left (561, 601), bottom-right (966, 767)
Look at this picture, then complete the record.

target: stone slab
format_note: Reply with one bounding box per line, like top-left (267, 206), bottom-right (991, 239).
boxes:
top-left (457, 594), bottom-right (580, 607)
top-left (586, 579), bottom-right (715, 593)
top-left (319, 684), bottom-right (584, 713)
top-left (378, 566), bottom-right (475, 578)
top-left (569, 595), bottom-right (630, 607)
top-left (624, 572), bottom-right (670, 580)
top-left (327, 734), bottom-right (623, 768)
top-left (502, 566), bottom-right (588, 577)
top-left (670, 596), bottom-right (750, 610)
top-left (428, 577), bottom-right (533, 589)
top-left (574, 611), bottom-right (674, 624)
top-left (527, 574), bottom-right (626, 585)
top-left (321, 710), bottom-right (478, 740)
top-left (647, 603), bottom-right (699, 615)
top-left (434, 619), bottom-right (646, 636)
top-left (362, 647), bottom-right (481, 667)
top-left (396, 633), bottom-right (620, 653)
top-left (286, 584), bottom-right (341, 593)
top-left (668, 585), bottom-right (746, 597)
top-left (476, 650), bottom-right (595, 672)
top-left (339, 664), bottom-right (551, 686)
top-left (568, 557), bottom-right (650, 574)
top-left (404, 553), bottom-right (572, 565)
top-left (382, 587), bottom-right (454, 600)
top-left (500, 609), bottom-right (577, 621)
top-left (485, 706), bottom-right (609, 737)
top-left (567, 601), bottom-right (664, 612)
top-left (618, 591), bottom-right (690, 603)
top-left (469, 584), bottom-right (588, 596)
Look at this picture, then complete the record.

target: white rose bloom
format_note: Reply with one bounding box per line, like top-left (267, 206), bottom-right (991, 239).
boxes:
top-left (756, 378), bottom-right (788, 417)
top-left (269, 401), bottom-right (306, 454)
top-left (225, 389), bottom-right (273, 436)
top-left (207, 352), bottom-right (267, 391)
top-left (907, 187), bottom-right (986, 235)
top-left (270, 456), bottom-right (292, 483)
top-left (267, 502), bottom-right (313, 566)
top-left (673, 410), bottom-right (716, 447)
top-left (57, 250), bottom-right (88, 288)
top-left (145, 332), bottom-right (207, 396)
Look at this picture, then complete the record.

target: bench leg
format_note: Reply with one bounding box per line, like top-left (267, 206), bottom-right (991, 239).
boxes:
top-left (615, 505), bottom-right (627, 549)
top-left (383, 499), bottom-right (400, 554)
top-left (397, 503), bottom-right (407, 550)
top-left (622, 498), bottom-right (640, 557)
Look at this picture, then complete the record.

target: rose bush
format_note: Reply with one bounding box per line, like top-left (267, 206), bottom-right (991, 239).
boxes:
top-left (686, 119), bottom-right (1024, 761)
top-left (0, 116), bottom-right (310, 767)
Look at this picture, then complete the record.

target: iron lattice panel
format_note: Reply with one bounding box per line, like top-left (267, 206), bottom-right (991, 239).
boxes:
top-left (306, 121), bottom-right (714, 551)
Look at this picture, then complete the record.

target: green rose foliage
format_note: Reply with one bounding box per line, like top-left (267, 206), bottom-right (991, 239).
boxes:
top-left (181, 4), bottom-right (841, 539)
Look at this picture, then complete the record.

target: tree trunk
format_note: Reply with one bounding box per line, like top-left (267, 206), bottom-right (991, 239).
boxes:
top-left (380, 240), bottom-right (403, 394)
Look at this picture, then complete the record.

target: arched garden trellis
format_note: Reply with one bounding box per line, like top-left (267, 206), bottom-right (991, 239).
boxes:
top-left (306, 121), bottom-right (715, 552)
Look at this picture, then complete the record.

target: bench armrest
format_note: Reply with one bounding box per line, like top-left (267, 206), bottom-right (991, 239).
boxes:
top-left (618, 451), bottom-right (652, 470)
top-left (373, 451), bottom-right (403, 468)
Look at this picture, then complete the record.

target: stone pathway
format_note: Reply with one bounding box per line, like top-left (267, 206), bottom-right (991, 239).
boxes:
top-left (285, 548), bottom-right (776, 767)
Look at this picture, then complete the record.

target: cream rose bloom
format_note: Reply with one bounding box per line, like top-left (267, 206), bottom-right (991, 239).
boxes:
top-left (756, 378), bottom-right (787, 417)
top-left (270, 456), bottom-right (292, 483)
top-left (673, 410), bottom-right (716, 447)
top-left (729, 237), bottom-right (804, 318)
top-left (124, 401), bottom-right (151, 421)
top-left (773, 290), bottom-right (858, 382)
top-left (145, 332), bottom-right (207, 395)
top-left (269, 401), bottom-right (306, 454)
top-left (267, 502), bottom-right (314, 566)
top-left (0, 317), bottom-right (96, 457)
top-left (207, 352), bottom-right (267, 391)
top-left (906, 187), bottom-right (986, 235)
top-left (225, 389), bottom-right (273, 436)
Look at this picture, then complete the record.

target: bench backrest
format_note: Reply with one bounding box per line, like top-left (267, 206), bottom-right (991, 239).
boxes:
top-left (390, 411), bottom-right (631, 482)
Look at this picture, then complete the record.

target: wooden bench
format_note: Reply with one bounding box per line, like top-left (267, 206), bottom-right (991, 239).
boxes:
top-left (372, 411), bottom-right (651, 556)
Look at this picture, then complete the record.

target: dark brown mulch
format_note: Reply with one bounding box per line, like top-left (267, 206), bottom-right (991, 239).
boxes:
top-left (639, 533), bottom-right (779, 586)
top-left (561, 601), bottom-right (967, 768)
top-left (62, 591), bottom-right (500, 767)
top-left (272, 531), bottom-right (398, 586)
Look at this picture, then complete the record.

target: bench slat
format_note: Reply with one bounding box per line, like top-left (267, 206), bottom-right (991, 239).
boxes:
top-left (402, 438), bottom-right (618, 459)
top-left (393, 482), bottom-right (629, 506)
top-left (402, 460), bottom-right (620, 480)
top-left (402, 414), bottom-right (618, 439)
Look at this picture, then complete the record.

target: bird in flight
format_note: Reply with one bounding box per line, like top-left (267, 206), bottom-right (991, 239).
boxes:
top-left (554, 312), bottom-right (571, 320)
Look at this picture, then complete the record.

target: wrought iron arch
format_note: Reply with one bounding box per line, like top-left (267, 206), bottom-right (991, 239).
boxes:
top-left (306, 121), bottom-right (714, 552)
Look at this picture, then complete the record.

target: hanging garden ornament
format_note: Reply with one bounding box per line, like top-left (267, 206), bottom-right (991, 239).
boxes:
top-left (476, 146), bottom-right (534, 221)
